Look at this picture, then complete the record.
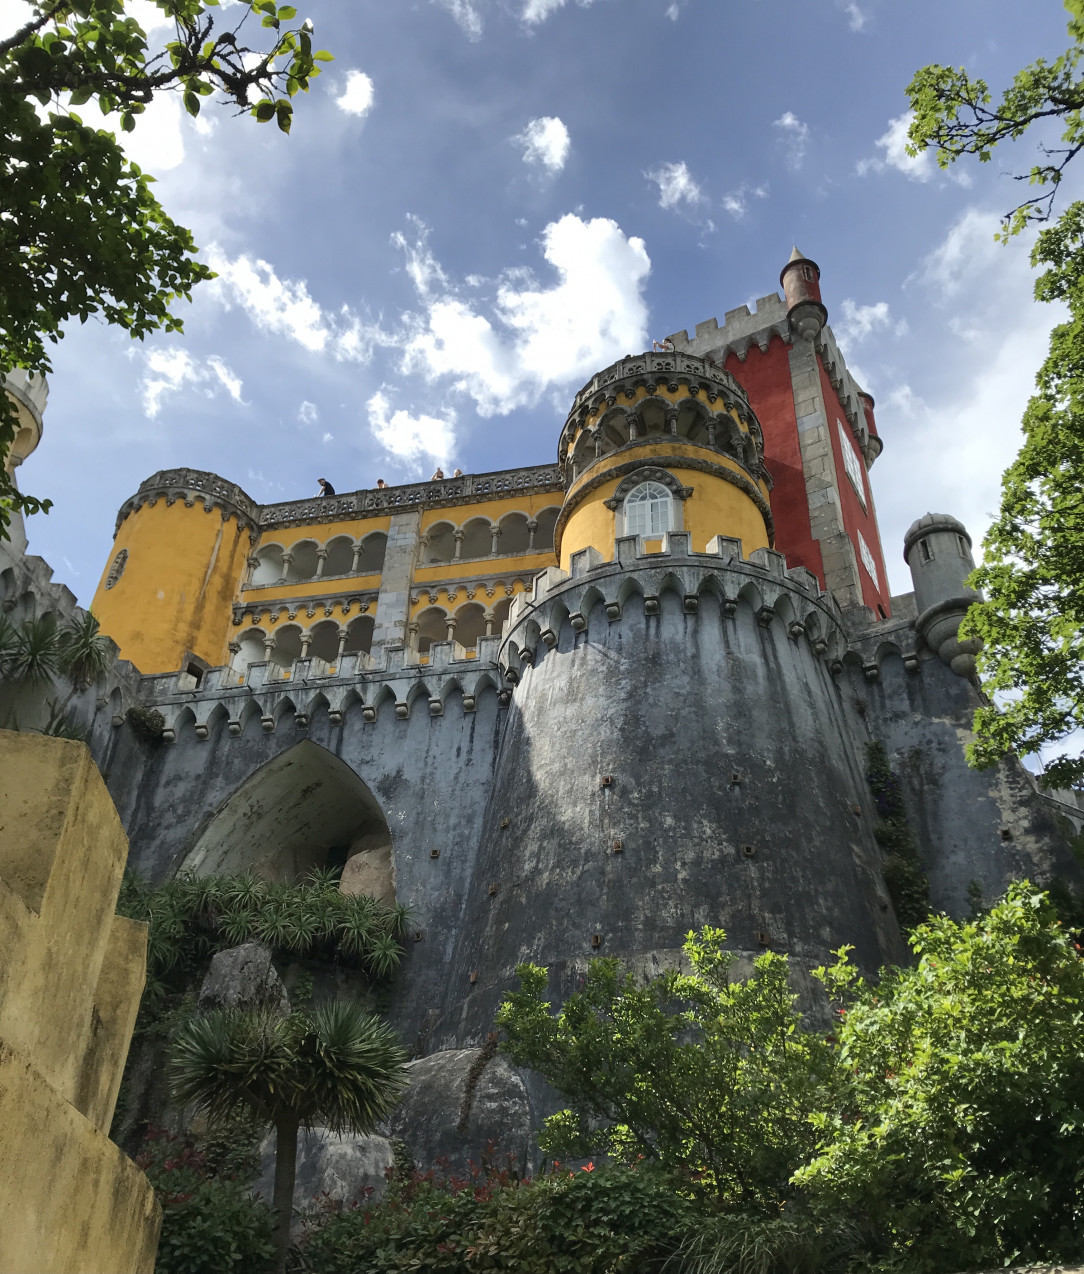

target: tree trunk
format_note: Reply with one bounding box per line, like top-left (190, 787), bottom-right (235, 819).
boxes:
top-left (272, 1114), bottom-right (300, 1274)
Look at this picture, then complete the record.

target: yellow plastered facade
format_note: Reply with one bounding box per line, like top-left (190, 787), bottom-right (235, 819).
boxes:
top-left (419, 492), bottom-right (562, 533)
top-left (559, 442), bottom-right (772, 571)
top-left (243, 573), bottom-right (383, 603)
top-left (93, 499), bottom-right (251, 671)
top-left (0, 731), bottom-right (159, 1274)
top-left (254, 513), bottom-right (392, 553)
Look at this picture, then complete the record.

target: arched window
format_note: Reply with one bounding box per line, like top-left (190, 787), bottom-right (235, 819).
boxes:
top-left (624, 481), bottom-right (673, 538)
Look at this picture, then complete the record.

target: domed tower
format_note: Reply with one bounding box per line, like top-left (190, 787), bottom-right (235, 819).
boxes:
top-left (555, 353), bottom-right (774, 568)
top-left (437, 348), bottom-right (906, 1047)
top-left (904, 513), bottom-right (982, 677)
top-left (91, 469), bottom-right (259, 675)
top-left (2, 370), bottom-right (48, 555)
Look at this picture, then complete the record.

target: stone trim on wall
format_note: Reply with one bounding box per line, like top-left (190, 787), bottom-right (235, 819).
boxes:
top-left (603, 467), bottom-right (693, 510)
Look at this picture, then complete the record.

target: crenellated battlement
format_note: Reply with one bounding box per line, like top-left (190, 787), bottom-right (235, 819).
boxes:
top-left (496, 530), bottom-right (849, 680)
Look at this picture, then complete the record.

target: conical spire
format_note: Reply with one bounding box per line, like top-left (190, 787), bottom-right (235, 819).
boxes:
top-left (788, 244), bottom-right (806, 263)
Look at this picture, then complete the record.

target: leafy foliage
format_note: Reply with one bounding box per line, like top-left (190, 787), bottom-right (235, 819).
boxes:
top-left (136, 1123), bottom-right (275, 1274)
top-left (496, 888), bottom-right (1084, 1272)
top-left (958, 201), bottom-right (1084, 786)
top-left (0, 609), bottom-right (113, 736)
top-left (117, 867), bottom-right (411, 1006)
top-left (295, 1156), bottom-right (691, 1274)
top-left (906, 0), bottom-right (1084, 236)
top-left (905, 6), bottom-right (1084, 785)
top-left (864, 742), bottom-right (930, 928)
top-left (800, 886), bottom-right (1084, 1270)
top-left (497, 930), bottom-right (835, 1208)
top-left (0, 0), bottom-right (331, 537)
top-left (125, 702), bottom-right (166, 744)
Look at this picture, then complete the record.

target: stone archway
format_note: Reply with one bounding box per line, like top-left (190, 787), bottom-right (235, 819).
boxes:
top-left (178, 741), bottom-right (394, 898)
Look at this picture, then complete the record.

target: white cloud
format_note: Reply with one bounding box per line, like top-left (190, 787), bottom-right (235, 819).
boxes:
top-left (840, 0), bottom-right (868, 30)
top-left (336, 70), bottom-right (375, 117)
top-left (666, 1), bottom-right (683, 17)
top-left (773, 111), bottom-right (810, 170)
top-left (367, 391), bottom-right (456, 473)
top-left (298, 401), bottom-right (319, 425)
top-left (646, 160), bottom-right (705, 210)
top-left (140, 348), bottom-right (245, 417)
top-left (398, 212), bottom-right (651, 417)
top-left (919, 208), bottom-right (1002, 297)
top-left (522, 0), bottom-right (570, 21)
top-left (207, 248), bottom-right (387, 361)
top-left (835, 299), bottom-right (897, 347)
top-left (514, 116), bottom-right (571, 174)
top-left (432, 0), bottom-right (485, 38)
top-left (391, 215), bottom-right (449, 299)
top-left (721, 182), bottom-right (769, 220)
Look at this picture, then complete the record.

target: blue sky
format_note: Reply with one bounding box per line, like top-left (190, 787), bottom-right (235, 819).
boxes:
top-left (7, 0), bottom-right (1078, 604)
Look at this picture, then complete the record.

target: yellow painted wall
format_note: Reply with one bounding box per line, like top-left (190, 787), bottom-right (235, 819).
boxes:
top-left (413, 553), bottom-right (554, 585)
top-left (93, 500), bottom-right (252, 672)
top-left (0, 732), bottom-right (159, 1273)
top-left (559, 444), bottom-right (771, 571)
top-left (410, 578), bottom-right (529, 620)
top-left (242, 572), bottom-right (383, 602)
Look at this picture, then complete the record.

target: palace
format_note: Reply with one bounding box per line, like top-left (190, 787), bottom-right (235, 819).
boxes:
top-left (4, 247), bottom-right (1082, 1164)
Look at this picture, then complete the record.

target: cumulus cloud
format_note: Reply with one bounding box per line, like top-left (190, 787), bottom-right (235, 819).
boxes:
top-left (298, 401), bottom-right (319, 425)
top-left (834, 299), bottom-right (905, 348)
top-left (367, 390), bottom-right (457, 473)
top-left (335, 70), bottom-right (375, 117)
top-left (839, 0), bottom-right (868, 30)
top-left (645, 161), bottom-right (705, 210)
top-left (721, 181), bottom-right (769, 221)
top-left (397, 212), bottom-right (651, 416)
top-left (774, 112), bottom-right (810, 170)
top-left (514, 116), bottom-right (570, 174)
top-left (857, 111), bottom-right (932, 182)
top-left (140, 349), bottom-right (245, 417)
top-left (207, 248), bottom-right (388, 362)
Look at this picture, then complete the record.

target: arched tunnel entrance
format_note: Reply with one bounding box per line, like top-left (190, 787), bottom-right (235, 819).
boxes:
top-left (178, 741), bottom-right (394, 898)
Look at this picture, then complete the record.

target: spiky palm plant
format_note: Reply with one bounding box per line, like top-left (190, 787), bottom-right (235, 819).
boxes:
top-left (171, 1003), bottom-right (407, 1274)
top-left (6, 613), bottom-right (61, 686)
top-left (56, 610), bottom-right (111, 690)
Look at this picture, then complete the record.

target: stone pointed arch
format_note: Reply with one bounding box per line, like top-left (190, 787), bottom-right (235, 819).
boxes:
top-left (177, 740), bottom-right (394, 893)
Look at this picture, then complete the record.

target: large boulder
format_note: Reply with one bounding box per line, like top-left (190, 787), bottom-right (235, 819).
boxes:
top-left (255, 1127), bottom-right (393, 1211)
top-left (383, 1046), bottom-right (533, 1176)
top-left (197, 943), bottom-right (289, 1013)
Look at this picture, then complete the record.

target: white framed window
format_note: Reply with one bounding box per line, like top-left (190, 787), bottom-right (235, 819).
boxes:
top-left (837, 419), bottom-right (867, 509)
top-left (857, 530), bottom-right (879, 589)
top-left (623, 481), bottom-right (673, 538)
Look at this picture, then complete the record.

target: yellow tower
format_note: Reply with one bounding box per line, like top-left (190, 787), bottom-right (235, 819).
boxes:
top-left (92, 469), bottom-right (259, 674)
top-left (555, 352), bottom-right (773, 570)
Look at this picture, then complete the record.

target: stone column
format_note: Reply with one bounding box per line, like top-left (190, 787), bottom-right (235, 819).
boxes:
top-left (527, 520), bottom-right (538, 551)
top-left (314, 547), bottom-right (328, 578)
top-left (786, 336), bottom-right (863, 608)
top-left (445, 616), bottom-right (457, 644)
top-left (350, 541), bottom-right (363, 573)
top-left (279, 552), bottom-right (293, 584)
top-left (490, 526), bottom-right (502, 556)
top-left (299, 631), bottom-right (312, 658)
top-left (335, 626), bottom-right (349, 664)
top-left (371, 508), bottom-right (423, 648)
top-left (454, 529), bottom-right (464, 560)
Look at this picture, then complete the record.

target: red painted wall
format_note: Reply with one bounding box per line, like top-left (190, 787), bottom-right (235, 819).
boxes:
top-left (818, 364), bottom-right (892, 617)
top-left (724, 336), bottom-right (826, 586)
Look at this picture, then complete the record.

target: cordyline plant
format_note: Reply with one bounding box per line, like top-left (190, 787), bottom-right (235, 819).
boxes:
top-left (171, 1002), bottom-right (407, 1274)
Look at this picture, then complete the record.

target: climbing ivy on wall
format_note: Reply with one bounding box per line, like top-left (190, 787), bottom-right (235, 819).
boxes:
top-left (865, 742), bottom-right (931, 929)
top-left (118, 867), bottom-right (411, 1008)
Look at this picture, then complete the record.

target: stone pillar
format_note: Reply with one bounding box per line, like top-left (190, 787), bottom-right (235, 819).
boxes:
top-left (484, 611), bottom-right (495, 637)
top-left (245, 554), bottom-right (260, 584)
top-left (335, 626), bottom-right (348, 664)
top-left (454, 529), bottom-right (464, 560)
top-left (299, 631), bottom-right (312, 658)
top-left (445, 616), bottom-right (457, 644)
top-left (280, 552), bottom-right (294, 584)
top-left (666, 408), bottom-right (680, 438)
top-left (350, 541), bottom-right (363, 573)
top-left (314, 547), bottom-right (328, 578)
top-left (490, 526), bottom-right (502, 556)
top-left (527, 520), bottom-right (538, 552)
top-left (786, 336), bottom-right (863, 608)
top-left (371, 508), bottom-right (423, 648)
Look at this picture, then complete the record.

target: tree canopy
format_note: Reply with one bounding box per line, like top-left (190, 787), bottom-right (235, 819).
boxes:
top-left (906, 0), bottom-right (1084, 786)
top-left (0, 0), bottom-right (330, 538)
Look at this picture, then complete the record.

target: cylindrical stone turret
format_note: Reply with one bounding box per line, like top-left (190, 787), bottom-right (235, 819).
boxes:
top-left (436, 551), bottom-right (907, 1046)
top-left (780, 246), bottom-right (827, 341)
top-left (903, 512), bottom-right (981, 678)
